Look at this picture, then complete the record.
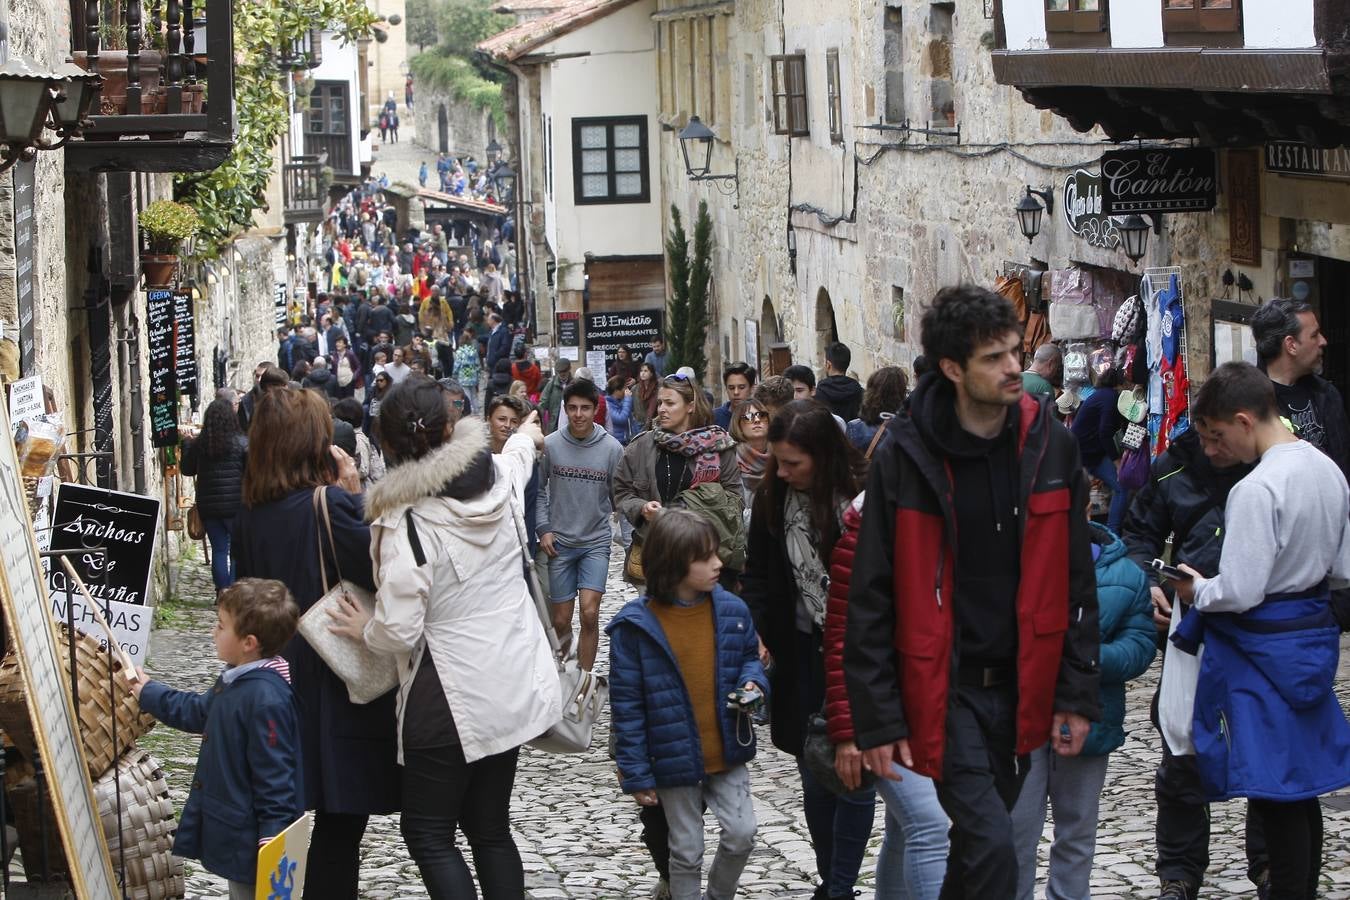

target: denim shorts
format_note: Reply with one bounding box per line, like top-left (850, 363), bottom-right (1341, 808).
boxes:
top-left (548, 541), bottom-right (611, 602)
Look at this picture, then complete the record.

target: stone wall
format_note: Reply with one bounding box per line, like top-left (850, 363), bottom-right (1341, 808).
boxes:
top-left (412, 83), bottom-right (496, 163)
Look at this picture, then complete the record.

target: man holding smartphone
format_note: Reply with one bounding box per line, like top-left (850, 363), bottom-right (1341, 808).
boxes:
top-left (1170, 362), bottom-right (1350, 900)
top-left (1120, 427), bottom-right (1256, 900)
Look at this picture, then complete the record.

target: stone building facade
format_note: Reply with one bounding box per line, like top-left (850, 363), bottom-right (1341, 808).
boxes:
top-left (0, 0), bottom-right (286, 604)
top-left (654, 0), bottom-right (1219, 392)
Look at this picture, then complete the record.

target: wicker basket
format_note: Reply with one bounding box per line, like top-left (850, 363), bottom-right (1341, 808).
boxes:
top-left (4, 750), bottom-right (186, 898)
top-left (0, 626), bottom-right (155, 778)
top-left (94, 748), bottom-right (185, 900)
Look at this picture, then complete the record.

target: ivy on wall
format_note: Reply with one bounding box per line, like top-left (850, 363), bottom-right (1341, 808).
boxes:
top-left (176, 0), bottom-right (378, 257)
top-left (409, 52), bottom-right (505, 131)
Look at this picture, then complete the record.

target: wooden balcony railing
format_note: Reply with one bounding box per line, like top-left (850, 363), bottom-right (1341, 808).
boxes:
top-left (283, 153), bottom-right (328, 224)
top-left (65, 0), bottom-right (236, 172)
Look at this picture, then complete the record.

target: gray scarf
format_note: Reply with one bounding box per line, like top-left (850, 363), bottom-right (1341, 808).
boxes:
top-left (784, 489), bottom-right (844, 629)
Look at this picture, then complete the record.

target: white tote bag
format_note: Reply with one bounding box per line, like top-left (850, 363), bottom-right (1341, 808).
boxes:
top-left (1157, 598), bottom-right (1203, 756)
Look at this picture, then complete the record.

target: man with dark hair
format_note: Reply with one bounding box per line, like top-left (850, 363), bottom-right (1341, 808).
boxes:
top-left (713, 362), bottom-right (758, 430)
top-left (783, 364), bottom-right (846, 431)
top-left (365, 294), bottom-right (397, 344)
top-left (1171, 361), bottom-right (1350, 900)
top-left (845, 285), bottom-right (1100, 899)
top-left (485, 312), bottom-right (511, 372)
top-left (815, 341), bottom-right (863, 422)
top-left (537, 377), bottom-right (624, 672)
top-left (644, 335), bottom-right (669, 377)
top-left (1248, 296), bottom-right (1349, 481)
top-left (783, 364), bottom-right (817, 400)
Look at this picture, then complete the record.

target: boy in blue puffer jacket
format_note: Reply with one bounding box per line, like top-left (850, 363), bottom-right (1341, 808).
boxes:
top-left (1011, 521), bottom-right (1156, 900)
top-left (607, 509), bottom-right (768, 900)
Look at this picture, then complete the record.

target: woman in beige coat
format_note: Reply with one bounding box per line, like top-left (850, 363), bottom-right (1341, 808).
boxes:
top-left (330, 375), bottom-right (560, 899)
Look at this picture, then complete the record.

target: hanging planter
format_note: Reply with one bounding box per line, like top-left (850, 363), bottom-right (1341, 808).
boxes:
top-left (139, 200), bottom-right (201, 288)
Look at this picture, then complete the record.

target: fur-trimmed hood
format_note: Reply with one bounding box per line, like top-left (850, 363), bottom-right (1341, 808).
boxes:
top-left (365, 418), bottom-right (494, 521)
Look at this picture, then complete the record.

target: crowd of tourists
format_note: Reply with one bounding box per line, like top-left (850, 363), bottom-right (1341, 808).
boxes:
top-left (152, 275), bottom-right (1349, 900)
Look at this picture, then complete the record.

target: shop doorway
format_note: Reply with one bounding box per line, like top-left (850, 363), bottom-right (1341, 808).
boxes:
top-left (1315, 255), bottom-right (1350, 411)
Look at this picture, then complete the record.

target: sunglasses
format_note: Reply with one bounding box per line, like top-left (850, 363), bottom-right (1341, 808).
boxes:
top-left (740, 411), bottom-right (768, 423)
top-left (663, 373), bottom-right (692, 384)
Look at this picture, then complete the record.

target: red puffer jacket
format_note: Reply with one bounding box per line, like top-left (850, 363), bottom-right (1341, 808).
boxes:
top-left (823, 495), bottom-right (865, 744)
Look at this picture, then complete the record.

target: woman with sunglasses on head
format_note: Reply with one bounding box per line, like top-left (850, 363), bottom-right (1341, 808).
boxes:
top-left (615, 373), bottom-right (744, 571)
top-left (730, 399), bottom-right (771, 518)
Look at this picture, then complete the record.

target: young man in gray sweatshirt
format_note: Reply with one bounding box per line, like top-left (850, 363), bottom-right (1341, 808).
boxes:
top-left (1173, 361), bottom-right (1350, 900)
top-left (537, 378), bottom-right (625, 671)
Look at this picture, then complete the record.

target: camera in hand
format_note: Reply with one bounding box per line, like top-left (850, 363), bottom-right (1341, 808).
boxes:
top-left (726, 686), bottom-right (764, 713)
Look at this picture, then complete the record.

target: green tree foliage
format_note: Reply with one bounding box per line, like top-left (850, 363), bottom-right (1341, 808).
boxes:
top-left (405, 0), bottom-right (443, 51)
top-left (436, 0), bottom-right (510, 67)
top-left (176, 0), bottom-right (377, 257)
top-left (665, 201), bottom-right (714, 382)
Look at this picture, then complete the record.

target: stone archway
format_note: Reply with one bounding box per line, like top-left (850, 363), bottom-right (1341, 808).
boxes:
top-left (436, 104), bottom-right (449, 153)
top-left (815, 287), bottom-right (838, 365)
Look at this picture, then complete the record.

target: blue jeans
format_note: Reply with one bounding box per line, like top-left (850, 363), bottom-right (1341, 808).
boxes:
top-left (203, 516), bottom-right (235, 592)
top-left (873, 763), bottom-right (949, 900)
top-left (1087, 457), bottom-right (1129, 534)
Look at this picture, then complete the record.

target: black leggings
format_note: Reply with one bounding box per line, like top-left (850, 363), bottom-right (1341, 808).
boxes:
top-left (401, 745), bottom-right (524, 899)
top-left (304, 811), bottom-right (369, 900)
top-left (1249, 798), bottom-right (1322, 900)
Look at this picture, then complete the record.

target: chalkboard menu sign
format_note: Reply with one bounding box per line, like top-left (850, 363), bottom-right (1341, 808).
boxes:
top-left (557, 311), bottom-right (580, 351)
top-left (47, 484), bottom-right (161, 666)
top-left (146, 289), bottom-right (178, 447)
top-left (13, 158), bottom-right (35, 377)
top-left (584, 309), bottom-right (663, 369)
top-left (174, 290), bottom-right (198, 405)
top-left (275, 282), bottom-right (288, 328)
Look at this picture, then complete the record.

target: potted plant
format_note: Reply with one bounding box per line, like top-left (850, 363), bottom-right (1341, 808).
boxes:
top-left (139, 200), bottom-right (200, 287)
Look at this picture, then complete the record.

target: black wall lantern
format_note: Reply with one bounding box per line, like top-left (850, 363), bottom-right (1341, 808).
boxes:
top-left (486, 138), bottom-right (502, 162)
top-left (678, 115), bottom-right (738, 193)
top-left (1118, 214), bottom-right (1161, 265)
top-left (1014, 186), bottom-right (1054, 242)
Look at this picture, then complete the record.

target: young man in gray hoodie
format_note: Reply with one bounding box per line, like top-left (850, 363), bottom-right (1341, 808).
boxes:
top-left (537, 378), bottom-right (625, 671)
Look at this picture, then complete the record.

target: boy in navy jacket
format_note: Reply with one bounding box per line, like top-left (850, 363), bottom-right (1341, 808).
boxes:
top-left (133, 578), bottom-right (303, 900)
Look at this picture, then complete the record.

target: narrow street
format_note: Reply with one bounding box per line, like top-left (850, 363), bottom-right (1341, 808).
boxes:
top-left (141, 542), bottom-right (1350, 899)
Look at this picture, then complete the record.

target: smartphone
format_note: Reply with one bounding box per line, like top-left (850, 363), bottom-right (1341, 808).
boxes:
top-left (1151, 559), bottom-right (1192, 581)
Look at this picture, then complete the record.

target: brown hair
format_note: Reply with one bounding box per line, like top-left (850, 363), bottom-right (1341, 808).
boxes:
top-left (659, 375), bottom-right (713, 431)
top-left (752, 375), bottom-right (794, 413)
top-left (243, 388), bottom-right (334, 507)
top-left (729, 398), bottom-right (769, 443)
top-left (643, 509), bottom-right (720, 603)
top-left (218, 578), bottom-right (300, 657)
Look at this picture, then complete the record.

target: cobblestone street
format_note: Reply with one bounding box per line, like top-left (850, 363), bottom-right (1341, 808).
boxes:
top-left (140, 540), bottom-right (1350, 899)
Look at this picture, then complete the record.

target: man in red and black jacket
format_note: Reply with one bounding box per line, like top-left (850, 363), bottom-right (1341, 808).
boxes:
top-left (844, 285), bottom-right (1101, 899)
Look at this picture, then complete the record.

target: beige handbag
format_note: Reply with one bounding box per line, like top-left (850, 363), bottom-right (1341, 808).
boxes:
top-left (296, 487), bottom-right (398, 705)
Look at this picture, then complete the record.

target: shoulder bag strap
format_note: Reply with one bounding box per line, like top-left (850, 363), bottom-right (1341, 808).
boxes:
top-left (506, 484), bottom-right (564, 656)
top-left (864, 423), bottom-right (887, 460)
top-left (404, 508), bottom-right (427, 566)
top-left (313, 486), bottom-right (345, 590)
